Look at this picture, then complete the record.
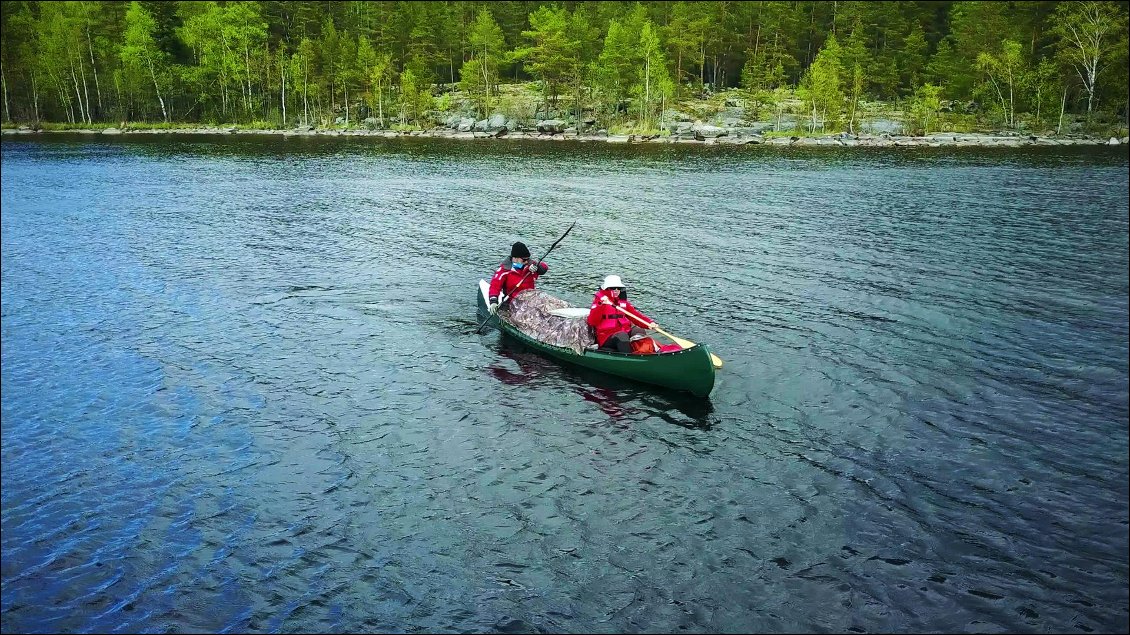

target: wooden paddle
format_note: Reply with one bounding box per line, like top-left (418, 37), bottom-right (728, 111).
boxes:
top-left (615, 302), bottom-right (724, 369)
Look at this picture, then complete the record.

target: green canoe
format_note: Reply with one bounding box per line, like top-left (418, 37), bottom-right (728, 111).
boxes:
top-left (477, 280), bottom-right (716, 397)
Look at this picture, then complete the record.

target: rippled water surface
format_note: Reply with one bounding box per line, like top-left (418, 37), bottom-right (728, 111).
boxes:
top-left (2, 136), bottom-right (1128, 633)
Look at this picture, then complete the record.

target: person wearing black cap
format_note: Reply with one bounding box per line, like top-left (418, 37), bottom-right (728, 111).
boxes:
top-left (487, 241), bottom-right (549, 314)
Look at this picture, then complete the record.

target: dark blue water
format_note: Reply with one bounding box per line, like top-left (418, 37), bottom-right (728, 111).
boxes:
top-left (2, 136), bottom-right (1127, 633)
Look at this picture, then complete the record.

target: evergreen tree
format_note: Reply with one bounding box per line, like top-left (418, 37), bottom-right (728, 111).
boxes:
top-left (514, 5), bottom-right (572, 118)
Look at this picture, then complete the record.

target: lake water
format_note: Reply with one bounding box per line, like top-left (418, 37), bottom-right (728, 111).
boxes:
top-left (2, 135), bottom-right (1127, 633)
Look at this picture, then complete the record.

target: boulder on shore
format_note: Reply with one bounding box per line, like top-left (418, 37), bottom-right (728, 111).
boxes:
top-left (536, 119), bottom-right (567, 134)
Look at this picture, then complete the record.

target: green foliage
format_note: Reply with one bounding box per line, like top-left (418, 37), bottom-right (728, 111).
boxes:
top-left (120, 0), bottom-right (169, 122)
top-left (633, 21), bottom-right (672, 129)
top-left (976, 39), bottom-right (1025, 128)
top-left (38, 121), bottom-right (113, 130)
top-left (459, 10), bottom-right (505, 118)
top-left (662, 1), bottom-right (709, 92)
top-left (494, 87), bottom-right (539, 124)
top-left (907, 83), bottom-right (944, 135)
top-left (0, 0), bottom-right (1125, 134)
top-left (514, 5), bottom-right (574, 116)
top-left (799, 34), bottom-right (844, 132)
top-left (1051, 1), bottom-right (1129, 117)
top-left (398, 67), bottom-right (432, 127)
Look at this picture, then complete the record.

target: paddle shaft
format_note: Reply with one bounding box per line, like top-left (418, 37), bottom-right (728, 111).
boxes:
top-left (616, 305), bottom-right (685, 346)
top-left (616, 302), bottom-right (723, 369)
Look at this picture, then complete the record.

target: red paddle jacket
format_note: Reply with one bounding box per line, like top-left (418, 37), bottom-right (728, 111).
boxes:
top-left (488, 260), bottom-right (548, 303)
top-left (586, 289), bottom-right (653, 347)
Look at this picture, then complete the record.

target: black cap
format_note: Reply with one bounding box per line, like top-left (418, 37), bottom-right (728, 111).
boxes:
top-left (510, 242), bottom-right (530, 258)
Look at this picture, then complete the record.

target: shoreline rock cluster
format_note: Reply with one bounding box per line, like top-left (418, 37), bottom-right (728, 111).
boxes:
top-left (4, 122), bottom-right (1126, 148)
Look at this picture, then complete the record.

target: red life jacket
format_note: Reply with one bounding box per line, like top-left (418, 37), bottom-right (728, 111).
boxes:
top-left (488, 260), bottom-right (547, 302)
top-left (586, 289), bottom-right (652, 347)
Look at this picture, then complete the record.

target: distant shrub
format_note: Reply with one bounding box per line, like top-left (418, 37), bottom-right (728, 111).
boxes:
top-left (40, 121), bottom-right (112, 130)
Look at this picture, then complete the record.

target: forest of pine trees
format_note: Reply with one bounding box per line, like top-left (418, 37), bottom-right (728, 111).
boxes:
top-left (1, 1), bottom-right (1127, 134)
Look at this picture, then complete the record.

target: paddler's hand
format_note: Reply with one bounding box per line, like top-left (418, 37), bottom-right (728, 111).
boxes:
top-left (488, 299), bottom-right (499, 315)
top-left (600, 297), bottom-right (612, 305)
top-left (648, 321), bottom-right (658, 330)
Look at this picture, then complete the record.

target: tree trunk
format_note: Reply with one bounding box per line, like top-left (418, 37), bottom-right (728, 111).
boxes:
top-left (1007, 71), bottom-right (1014, 128)
top-left (220, 33), bottom-right (231, 119)
top-left (87, 27), bottom-right (103, 117)
top-left (643, 55), bottom-right (650, 128)
top-left (344, 82), bottom-right (349, 126)
top-left (70, 59), bottom-right (87, 124)
top-left (79, 55), bottom-right (92, 124)
top-left (987, 75), bottom-right (1007, 129)
top-left (245, 44), bottom-right (253, 117)
top-left (147, 55), bottom-right (168, 123)
top-left (1035, 85), bottom-right (1041, 127)
top-left (575, 72), bottom-right (582, 135)
top-left (482, 51), bottom-right (490, 117)
top-left (699, 41), bottom-right (705, 91)
top-left (1057, 85), bottom-right (1067, 134)
top-left (1, 62), bottom-right (9, 123)
top-left (281, 64), bottom-right (287, 126)
top-left (1086, 61), bottom-right (1095, 117)
top-left (54, 74), bottom-right (73, 123)
top-left (676, 50), bottom-right (682, 93)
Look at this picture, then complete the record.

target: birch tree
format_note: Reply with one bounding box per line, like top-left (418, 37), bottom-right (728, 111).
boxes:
top-left (121, 1), bottom-right (169, 123)
top-left (1051, 1), bottom-right (1128, 118)
top-left (634, 21), bottom-right (673, 130)
top-left (975, 39), bottom-right (1024, 129)
top-left (460, 10), bottom-right (504, 118)
top-left (367, 51), bottom-right (392, 127)
top-left (798, 34), bottom-right (843, 133)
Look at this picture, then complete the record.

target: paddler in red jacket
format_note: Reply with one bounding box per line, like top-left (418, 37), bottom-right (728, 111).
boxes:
top-left (487, 241), bottom-right (549, 314)
top-left (587, 275), bottom-right (659, 353)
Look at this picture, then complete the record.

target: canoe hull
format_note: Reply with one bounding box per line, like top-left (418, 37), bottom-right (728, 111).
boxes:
top-left (477, 280), bottom-right (715, 397)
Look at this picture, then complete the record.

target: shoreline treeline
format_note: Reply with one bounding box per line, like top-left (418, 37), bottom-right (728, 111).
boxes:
top-left (1, 1), bottom-right (1126, 135)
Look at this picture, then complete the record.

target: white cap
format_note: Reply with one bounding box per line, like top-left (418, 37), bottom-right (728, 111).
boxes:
top-left (602, 274), bottom-right (624, 290)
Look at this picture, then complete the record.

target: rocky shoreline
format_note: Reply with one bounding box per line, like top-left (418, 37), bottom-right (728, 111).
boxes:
top-left (4, 123), bottom-right (1126, 148)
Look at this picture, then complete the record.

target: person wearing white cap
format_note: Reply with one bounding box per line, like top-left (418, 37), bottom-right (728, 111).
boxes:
top-left (586, 274), bottom-right (659, 353)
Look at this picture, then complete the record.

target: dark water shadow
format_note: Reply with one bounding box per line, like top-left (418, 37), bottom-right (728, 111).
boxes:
top-left (488, 336), bottom-right (716, 429)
